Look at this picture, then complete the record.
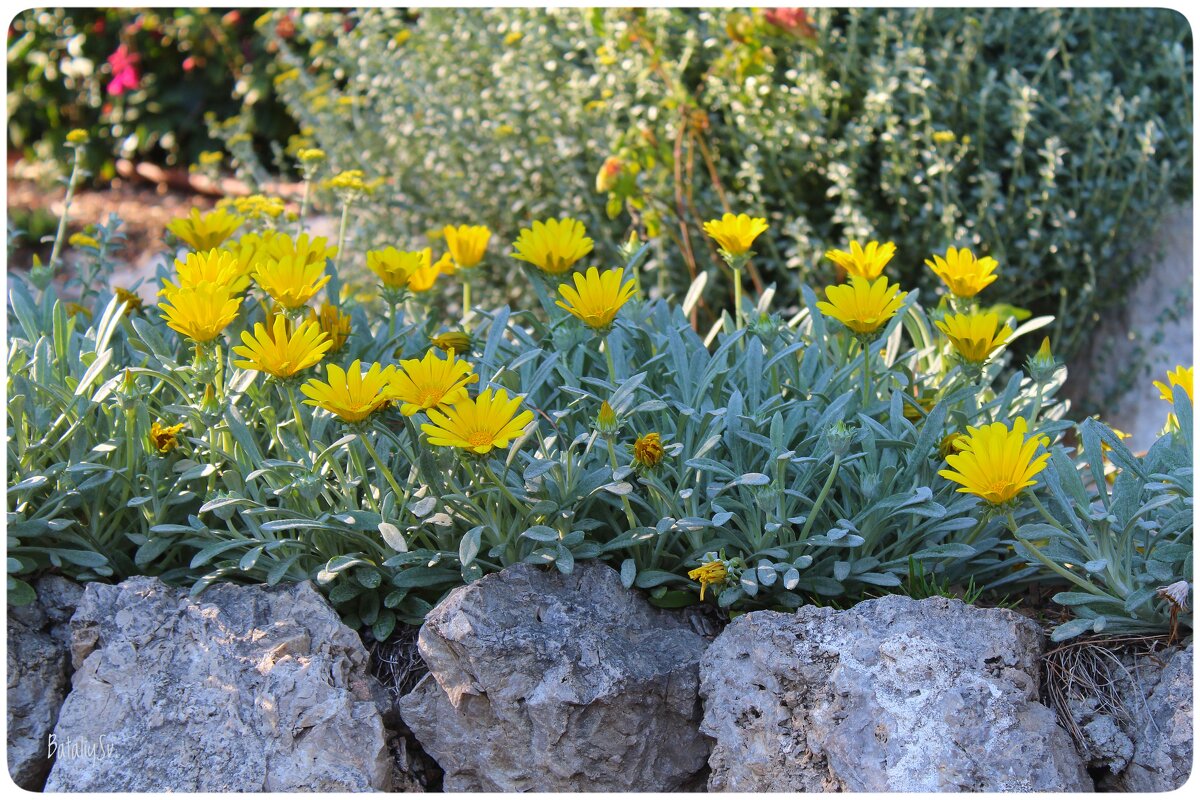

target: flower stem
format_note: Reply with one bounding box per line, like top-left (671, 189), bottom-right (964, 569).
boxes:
top-left (605, 438), bottom-right (639, 532)
top-left (47, 148), bottom-right (84, 275)
top-left (361, 431), bottom-right (405, 501)
top-left (334, 200), bottom-right (351, 274)
top-left (602, 334), bottom-right (619, 385)
top-left (733, 266), bottom-right (744, 330)
top-left (296, 179), bottom-right (312, 237)
top-left (800, 454), bottom-right (841, 541)
top-left (462, 277), bottom-right (472, 331)
top-left (861, 338), bottom-right (872, 409)
top-left (285, 384), bottom-right (311, 456)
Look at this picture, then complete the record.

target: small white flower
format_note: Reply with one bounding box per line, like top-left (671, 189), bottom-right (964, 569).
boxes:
top-left (1156, 580), bottom-right (1191, 610)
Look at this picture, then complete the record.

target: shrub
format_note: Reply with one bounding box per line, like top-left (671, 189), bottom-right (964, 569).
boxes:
top-left (243, 7), bottom-right (1191, 386)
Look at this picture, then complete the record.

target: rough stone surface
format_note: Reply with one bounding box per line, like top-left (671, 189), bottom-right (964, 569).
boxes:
top-left (1107, 646), bottom-right (1193, 792)
top-left (700, 595), bottom-right (1091, 792)
top-left (397, 562), bottom-right (711, 791)
top-left (44, 577), bottom-right (392, 792)
top-left (6, 576), bottom-right (82, 790)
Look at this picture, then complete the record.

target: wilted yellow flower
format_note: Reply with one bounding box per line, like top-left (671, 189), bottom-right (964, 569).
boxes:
top-left (167, 208), bottom-right (244, 251)
top-left (633, 431), bottom-right (665, 469)
top-left (162, 248), bottom-right (249, 296)
top-left (595, 157), bottom-right (623, 193)
top-left (308, 303), bottom-right (352, 353)
top-left (114, 287), bottom-right (143, 316)
top-left (159, 284), bottom-right (242, 343)
top-left (388, 349), bottom-right (478, 417)
top-left (702, 213), bottom-right (769, 256)
top-left (1154, 365), bottom-right (1194, 404)
top-left (367, 247), bottom-right (429, 290)
top-left (443, 224), bottom-right (491, 270)
top-left (938, 417), bottom-right (1050, 505)
top-left (937, 432), bottom-right (969, 458)
top-left (823, 240), bottom-right (896, 280)
top-left (65, 302), bottom-right (92, 320)
top-left (149, 421), bottom-right (186, 454)
top-left (302, 360), bottom-right (396, 423)
top-left (935, 311), bottom-right (1013, 364)
top-left (688, 559), bottom-right (728, 600)
top-left (816, 275), bottom-right (908, 335)
top-left (66, 128), bottom-right (90, 145)
top-left (925, 246), bottom-right (999, 298)
top-left (69, 232), bottom-right (99, 249)
top-left (431, 330), bottom-right (473, 354)
top-left (254, 254), bottom-right (331, 309)
top-left (232, 315), bottom-right (331, 379)
top-left (512, 218), bottom-right (594, 275)
top-left (556, 266), bottom-right (637, 332)
top-left (421, 387), bottom-right (535, 454)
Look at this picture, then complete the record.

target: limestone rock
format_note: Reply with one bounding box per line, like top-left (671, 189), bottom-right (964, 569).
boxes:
top-left (699, 595), bottom-right (1091, 792)
top-left (6, 575), bottom-right (81, 790)
top-left (397, 562), bottom-right (710, 791)
top-left (1109, 646), bottom-right (1193, 792)
top-left (44, 577), bottom-right (391, 792)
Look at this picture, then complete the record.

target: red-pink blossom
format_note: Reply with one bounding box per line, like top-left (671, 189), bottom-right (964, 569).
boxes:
top-left (764, 8), bottom-right (816, 39)
top-left (106, 44), bottom-right (140, 95)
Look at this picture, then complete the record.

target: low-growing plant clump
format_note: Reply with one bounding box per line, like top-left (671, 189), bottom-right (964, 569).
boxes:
top-left (6, 128), bottom-right (1193, 646)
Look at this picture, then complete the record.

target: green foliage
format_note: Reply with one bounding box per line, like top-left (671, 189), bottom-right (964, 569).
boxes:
top-left (247, 7), bottom-right (1191, 379)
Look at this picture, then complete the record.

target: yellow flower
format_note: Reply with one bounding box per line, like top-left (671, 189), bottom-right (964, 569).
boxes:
top-left (162, 248), bottom-right (249, 296)
top-left (224, 231), bottom-right (280, 281)
top-left (367, 247), bottom-right (428, 290)
top-left (595, 157), bottom-right (623, 193)
top-left (69, 232), bottom-right (99, 249)
top-left (816, 275), bottom-right (908, 335)
top-left (443, 224), bottom-right (491, 270)
top-left (65, 302), bottom-right (92, 320)
top-left (219, 194), bottom-right (286, 220)
top-left (932, 130), bottom-right (956, 144)
top-left (308, 303), bottom-right (352, 353)
top-left (431, 330), bottom-right (473, 354)
top-left (254, 253), bottom-right (331, 309)
top-left (633, 431), bottom-right (665, 469)
top-left (159, 284), bottom-right (242, 343)
top-left (114, 287), bottom-right (143, 316)
top-left (925, 246), bottom-right (999, 298)
top-left (938, 417), bottom-right (1050, 505)
top-left (149, 421), bottom-right (186, 454)
top-left (260, 232), bottom-right (336, 268)
top-left (937, 432), bottom-right (969, 459)
top-left (935, 311), bottom-right (1014, 364)
top-left (407, 253), bottom-right (444, 293)
top-left (511, 218), bottom-right (594, 275)
top-left (66, 128), bottom-right (89, 145)
top-left (166, 208), bottom-right (244, 251)
top-left (687, 559), bottom-right (728, 601)
top-left (302, 360), bottom-right (397, 423)
top-left (702, 213), bottom-right (769, 256)
top-left (297, 148), bottom-right (326, 164)
top-left (556, 266), bottom-right (637, 332)
top-left (232, 315), bottom-right (331, 379)
top-left (421, 387), bottom-right (535, 454)
top-left (596, 401), bottom-right (619, 435)
top-left (504, 30), bottom-right (523, 45)
top-left (823, 240), bottom-right (896, 280)
top-left (1154, 365), bottom-right (1193, 404)
top-left (324, 169), bottom-right (374, 197)
top-left (198, 150), bottom-right (224, 166)
top-left (388, 349), bottom-right (478, 417)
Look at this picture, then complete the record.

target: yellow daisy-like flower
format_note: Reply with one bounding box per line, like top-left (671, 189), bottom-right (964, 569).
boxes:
top-left (149, 421), bottom-right (186, 454)
top-left (66, 128), bottom-right (90, 145)
top-left (69, 232), bottom-right (99, 249)
top-left (823, 240), bottom-right (896, 280)
top-left (430, 330), bottom-right (473, 354)
top-left (443, 224), bottom-right (491, 270)
top-left (367, 247), bottom-right (429, 290)
top-left (162, 248), bottom-right (249, 296)
top-left (159, 284), bottom-right (242, 343)
top-left (302, 360), bottom-right (397, 423)
top-left (1154, 365), bottom-right (1193, 404)
top-left (633, 431), bottom-right (665, 469)
top-left (935, 311), bottom-right (1014, 364)
top-left (938, 417), bottom-right (1050, 505)
top-left (511, 217), bottom-right (594, 275)
top-left (254, 253), bottom-right (331, 309)
top-left (816, 275), bottom-right (908, 335)
top-left (224, 231), bottom-right (280, 281)
top-left (556, 266), bottom-right (637, 332)
top-left (263, 231), bottom-right (337, 268)
top-left (166, 208), bottom-right (244, 251)
top-left (407, 253), bottom-right (444, 293)
top-left (388, 348), bottom-right (478, 417)
top-left (702, 213), bottom-right (769, 256)
top-left (308, 303), bottom-right (352, 353)
top-left (231, 315), bottom-right (331, 379)
top-left (421, 387), bottom-right (535, 454)
top-left (687, 559), bottom-right (729, 601)
top-left (925, 246), bottom-right (999, 298)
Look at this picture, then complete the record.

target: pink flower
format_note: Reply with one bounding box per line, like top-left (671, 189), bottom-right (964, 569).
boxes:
top-left (182, 56), bottom-right (197, 72)
top-left (106, 44), bottom-right (141, 96)
top-left (764, 8), bottom-right (816, 39)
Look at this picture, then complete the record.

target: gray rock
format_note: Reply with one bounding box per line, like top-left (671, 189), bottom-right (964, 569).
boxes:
top-left (699, 595), bottom-right (1091, 792)
top-left (6, 576), bottom-right (82, 790)
top-left (397, 562), bottom-right (710, 791)
top-left (44, 577), bottom-right (392, 792)
top-left (1109, 646), bottom-right (1193, 792)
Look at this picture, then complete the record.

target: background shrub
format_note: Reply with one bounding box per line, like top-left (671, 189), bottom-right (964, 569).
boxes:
top-left (249, 7), bottom-right (1191, 378)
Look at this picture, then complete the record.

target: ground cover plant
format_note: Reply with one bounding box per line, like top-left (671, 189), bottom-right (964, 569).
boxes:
top-left (6, 128), bottom-right (1193, 644)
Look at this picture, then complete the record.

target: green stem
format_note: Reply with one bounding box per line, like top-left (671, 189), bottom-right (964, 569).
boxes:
top-left (861, 338), bottom-right (872, 409)
top-left (361, 431), bottom-right (405, 501)
top-left (285, 384), bottom-right (311, 456)
top-left (605, 438), bottom-right (639, 532)
top-left (462, 277), bottom-right (472, 331)
top-left (297, 179), bottom-right (312, 236)
top-left (733, 266), bottom-right (744, 330)
top-left (1006, 509), bottom-right (1106, 595)
top-left (334, 200), bottom-right (351, 274)
top-left (48, 149), bottom-right (83, 274)
top-left (800, 454), bottom-right (841, 541)
top-left (602, 335), bottom-right (619, 385)
top-left (349, 444), bottom-right (380, 512)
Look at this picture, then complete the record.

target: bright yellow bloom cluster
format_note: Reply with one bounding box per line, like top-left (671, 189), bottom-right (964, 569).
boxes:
top-left (935, 311), bottom-right (1013, 364)
top-left (824, 240), bottom-right (896, 280)
top-left (159, 284), bottom-right (242, 343)
top-left (232, 316), bottom-right (331, 380)
top-left (688, 559), bottom-right (729, 600)
top-left (167, 208), bottom-right (244, 251)
top-left (297, 148), bottom-right (327, 164)
top-left (443, 224), bottom-right (491, 270)
top-left (163, 249), bottom-right (249, 296)
top-left (66, 128), bottom-right (90, 145)
top-left (421, 387), bottom-right (534, 454)
top-left (367, 247), bottom-right (431, 290)
top-left (926, 246), bottom-right (999, 298)
top-left (388, 349), bottom-right (478, 416)
top-left (703, 213), bottom-right (768, 256)
top-left (254, 254), bottom-right (331, 309)
top-left (218, 194), bottom-right (286, 220)
top-left (938, 417), bottom-right (1050, 505)
top-left (556, 267), bottom-right (637, 332)
top-left (302, 360), bottom-right (396, 423)
top-left (817, 275), bottom-right (908, 335)
top-left (511, 218), bottom-right (594, 275)
top-left (265, 232), bottom-right (337, 267)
